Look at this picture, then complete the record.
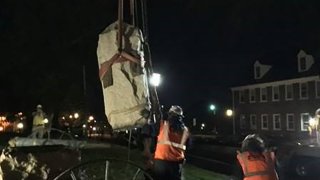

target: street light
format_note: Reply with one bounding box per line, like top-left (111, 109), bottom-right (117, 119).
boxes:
top-left (201, 123), bottom-right (205, 130)
top-left (43, 118), bottom-right (49, 124)
top-left (225, 109), bottom-right (235, 135)
top-left (209, 104), bottom-right (216, 111)
top-left (88, 116), bottom-right (94, 121)
top-left (150, 73), bottom-right (161, 87)
top-left (74, 113), bottom-right (79, 119)
top-left (17, 122), bottom-right (24, 129)
top-left (226, 109), bottom-right (233, 117)
top-left (209, 104), bottom-right (216, 132)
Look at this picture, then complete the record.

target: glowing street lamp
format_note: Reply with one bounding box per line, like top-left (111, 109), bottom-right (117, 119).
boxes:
top-left (225, 108), bottom-right (235, 134)
top-left (43, 118), bottom-right (49, 124)
top-left (17, 122), bottom-right (24, 129)
top-left (226, 109), bottom-right (233, 117)
top-left (150, 73), bottom-right (161, 87)
top-left (209, 104), bottom-right (217, 131)
top-left (209, 104), bottom-right (216, 111)
top-left (201, 123), bottom-right (205, 130)
top-left (74, 113), bottom-right (79, 119)
top-left (16, 122), bottom-right (24, 133)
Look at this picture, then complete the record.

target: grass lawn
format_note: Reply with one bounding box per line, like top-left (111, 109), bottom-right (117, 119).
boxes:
top-left (80, 144), bottom-right (229, 180)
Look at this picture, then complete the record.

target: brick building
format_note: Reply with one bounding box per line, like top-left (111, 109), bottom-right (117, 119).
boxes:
top-left (231, 50), bottom-right (320, 138)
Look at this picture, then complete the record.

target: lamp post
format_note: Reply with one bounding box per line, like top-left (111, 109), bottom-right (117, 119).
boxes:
top-left (209, 104), bottom-right (216, 132)
top-left (225, 109), bottom-right (234, 134)
top-left (17, 122), bottom-right (24, 133)
top-left (74, 113), bottom-right (79, 119)
top-left (209, 104), bottom-right (216, 115)
top-left (149, 73), bottom-right (161, 124)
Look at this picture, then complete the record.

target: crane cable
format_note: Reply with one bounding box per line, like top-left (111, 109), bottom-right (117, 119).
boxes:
top-left (140, 0), bottom-right (161, 119)
top-left (117, 0), bottom-right (123, 51)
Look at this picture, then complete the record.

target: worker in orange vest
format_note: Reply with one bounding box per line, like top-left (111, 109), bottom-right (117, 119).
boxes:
top-left (153, 105), bottom-right (189, 180)
top-left (235, 134), bottom-right (278, 180)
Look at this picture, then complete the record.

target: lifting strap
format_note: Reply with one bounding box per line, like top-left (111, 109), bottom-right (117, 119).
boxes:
top-left (118, 0), bottom-right (123, 51)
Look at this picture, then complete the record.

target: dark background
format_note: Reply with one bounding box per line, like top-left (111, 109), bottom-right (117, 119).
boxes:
top-left (1, 0), bottom-right (320, 124)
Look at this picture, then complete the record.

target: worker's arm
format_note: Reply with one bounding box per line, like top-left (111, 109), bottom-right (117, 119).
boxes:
top-left (141, 123), bottom-right (157, 157)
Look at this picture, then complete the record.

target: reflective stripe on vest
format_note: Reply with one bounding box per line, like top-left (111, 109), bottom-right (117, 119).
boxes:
top-left (157, 140), bottom-right (186, 150)
top-left (157, 121), bottom-right (189, 150)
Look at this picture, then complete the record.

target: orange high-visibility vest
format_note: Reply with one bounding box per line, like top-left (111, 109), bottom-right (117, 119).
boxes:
top-left (154, 121), bottom-right (189, 162)
top-left (237, 151), bottom-right (279, 180)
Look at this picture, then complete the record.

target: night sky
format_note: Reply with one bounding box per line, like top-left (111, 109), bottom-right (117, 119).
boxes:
top-left (1, 0), bottom-right (320, 121)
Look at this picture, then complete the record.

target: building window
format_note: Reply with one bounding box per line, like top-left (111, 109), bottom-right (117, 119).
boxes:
top-left (240, 115), bottom-right (246, 129)
top-left (300, 57), bottom-right (307, 71)
top-left (239, 90), bottom-right (245, 103)
top-left (300, 82), bottom-right (308, 99)
top-left (300, 113), bottom-right (309, 131)
top-left (249, 89), bottom-right (256, 103)
top-left (261, 114), bottom-right (268, 130)
top-left (286, 114), bottom-right (295, 131)
top-left (316, 81), bottom-right (320, 98)
top-left (260, 87), bottom-right (267, 102)
top-left (272, 86), bottom-right (280, 101)
top-left (285, 84), bottom-right (293, 100)
top-left (273, 114), bottom-right (281, 130)
top-left (250, 114), bottom-right (257, 130)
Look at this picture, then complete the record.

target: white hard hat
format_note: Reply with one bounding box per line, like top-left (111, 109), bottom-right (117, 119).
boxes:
top-left (169, 105), bottom-right (184, 117)
top-left (241, 134), bottom-right (265, 152)
top-left (36, 104), bottom-right (42, 109)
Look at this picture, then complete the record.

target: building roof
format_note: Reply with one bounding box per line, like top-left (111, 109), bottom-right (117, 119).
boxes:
top-left (232, 49), bottom-right (320, 88)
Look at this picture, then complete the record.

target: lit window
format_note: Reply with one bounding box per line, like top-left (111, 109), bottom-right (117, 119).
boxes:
top-left (261, 114), bottom-right (268, 130)
top-left (250, 89), bottom-right (256, 103)
top-left (300, 113), bottom-right (309, 131)
top-left (273, 114), bottom-right (281, 130)
top-left (260, 87), bottom-right (267, 102)
top-left (250, 114), bottom-right (257, 130)
top-left (300, 83), bottom-right (308, 99)
top-left (285, 84), bottom-right (293, 100)
top-left (286, 114), bottom-right (295, 131)
top-left (272, 86), bottom-right (280, 101)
